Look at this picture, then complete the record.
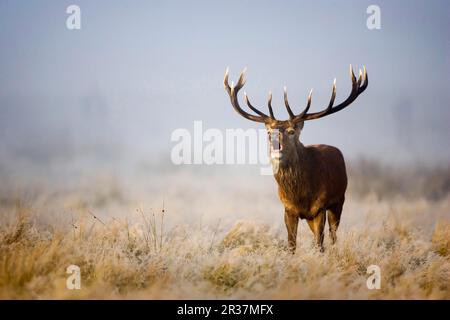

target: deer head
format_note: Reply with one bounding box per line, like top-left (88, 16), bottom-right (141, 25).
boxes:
top-left (223, 66), bottom-right (368, 165)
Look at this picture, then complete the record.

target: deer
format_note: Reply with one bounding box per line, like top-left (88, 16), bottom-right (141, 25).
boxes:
top-left (224, 65), bottom-right (368, 252)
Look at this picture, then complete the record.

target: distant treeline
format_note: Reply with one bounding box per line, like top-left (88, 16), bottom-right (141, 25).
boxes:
top-left (348, 159), bottom-right (450, 201)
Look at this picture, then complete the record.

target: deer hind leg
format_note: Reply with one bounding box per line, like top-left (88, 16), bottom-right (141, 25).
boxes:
top-left (327, 199), bottom-right (344, 245)
top-left (284, 211), bottom-right (299, 253)
top-left (306, 211), bottom-right (326, 251)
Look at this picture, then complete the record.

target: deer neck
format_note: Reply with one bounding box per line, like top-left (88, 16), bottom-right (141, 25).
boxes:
top-left (273, 142), bottom-right (312, 202)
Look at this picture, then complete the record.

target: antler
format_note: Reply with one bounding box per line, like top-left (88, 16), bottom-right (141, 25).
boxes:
top-left (224, 65), bottom-right (368, 123)
top-left (223, 67), bottom-right (268, 123)
top-left (297, 65), bottom-right (368, 121)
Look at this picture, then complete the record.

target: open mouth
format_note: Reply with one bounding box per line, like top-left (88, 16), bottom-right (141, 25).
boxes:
top-left (272, 139), bottom-right (283, 151)
top-left (271, 142), bottom-right (283, 158)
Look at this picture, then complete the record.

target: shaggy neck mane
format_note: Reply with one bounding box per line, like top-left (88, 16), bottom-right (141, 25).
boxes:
top-left (273, 143), bottom-right (313, 204)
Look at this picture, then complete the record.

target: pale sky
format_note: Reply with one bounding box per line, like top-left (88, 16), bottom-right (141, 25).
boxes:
top-left (0, 0), bottom-right (449, 168)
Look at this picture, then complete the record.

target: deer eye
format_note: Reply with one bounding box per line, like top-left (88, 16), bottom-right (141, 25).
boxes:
top-left (287, 129), bottom-right (295, 135)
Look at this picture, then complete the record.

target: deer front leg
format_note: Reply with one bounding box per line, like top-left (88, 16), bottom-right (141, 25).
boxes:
top-left (327, 199), bottom-right (344, 245)
top-left (307, 210), bottom-right (326, 251)
top-left (284, 210), bottom-right (299, 253)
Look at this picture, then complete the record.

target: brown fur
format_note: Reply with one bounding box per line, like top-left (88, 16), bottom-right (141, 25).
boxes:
top-left (266, 120), bottom-right (347, 252)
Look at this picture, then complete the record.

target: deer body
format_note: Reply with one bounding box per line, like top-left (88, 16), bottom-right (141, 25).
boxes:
top-left (275, 144), bottom-right (347, 220)
top-left (224, 66), bottom-right (368, 252)
top-left (273, 142), bottom-right (347, 251)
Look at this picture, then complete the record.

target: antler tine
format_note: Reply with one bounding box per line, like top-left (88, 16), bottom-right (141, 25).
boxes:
top-left (223, 68), bottom-right (268, 123)
top-left (224, 67), bottom-right (231, 95)
top-left (295, 89), bottom-right (313, 120)
top-left (298, 80), bottom-right (336, 121)
top-left (350, 64), bottom-right (357, 89)
top-left (235, 67), bottom-right (247, 90)
top-left (357, 69), bottom-right (363, 87)
top-left (267, 91), bottom-right (275, 119)
top-left (300, 65), bottom-right (368, 121)
top-left (329, 78), bottom-right (337, 109)
top-left (244, 92), bottom-right (269, 118)
top-left (283, 86), bottom-right (295, 119)
top-left (360, 65), bottom-right (368, 91)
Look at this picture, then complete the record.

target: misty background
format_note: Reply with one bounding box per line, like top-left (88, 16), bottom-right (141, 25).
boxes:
top-left (0, 0), bottom-right (449, 179)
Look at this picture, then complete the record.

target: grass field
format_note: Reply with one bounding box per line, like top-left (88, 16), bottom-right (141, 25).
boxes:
top-left (0, 161), bottom-right (449, 299)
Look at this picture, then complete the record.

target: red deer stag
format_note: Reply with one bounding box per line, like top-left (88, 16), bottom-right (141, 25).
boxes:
top-left (224, 66), bottom-right (368, 252)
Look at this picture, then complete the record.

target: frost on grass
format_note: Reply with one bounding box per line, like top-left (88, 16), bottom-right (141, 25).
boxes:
top-left (0, 203), bottom-right (449, 299)
top-left (0, 163), bottom-right (449, 298)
